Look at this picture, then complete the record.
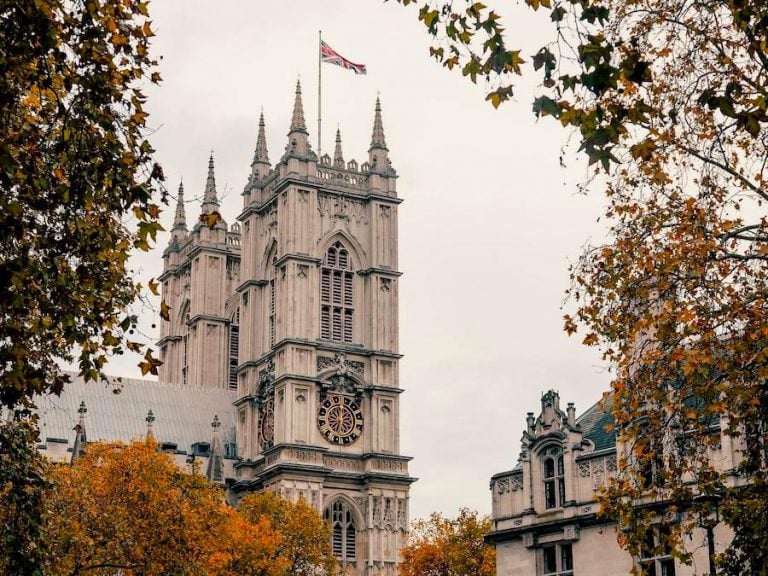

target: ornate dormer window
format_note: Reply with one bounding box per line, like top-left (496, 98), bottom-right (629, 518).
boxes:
top-left (543, 446), bottom-right (565, 509)
top-left (320, 241), bottom-right (354, 343)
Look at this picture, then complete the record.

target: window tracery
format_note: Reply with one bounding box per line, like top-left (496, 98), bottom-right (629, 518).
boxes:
top-left (320, 242), bottom-right (354, 343)
top-left (324, 500), bottom-right (356, 564)
top-left (543, 446), bottom-right (566, 509)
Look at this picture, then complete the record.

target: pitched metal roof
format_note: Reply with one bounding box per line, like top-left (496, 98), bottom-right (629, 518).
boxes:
top-left (35, 373), bottom-right (237, 453)
top-left (576, 394), bottom-right (616, 452)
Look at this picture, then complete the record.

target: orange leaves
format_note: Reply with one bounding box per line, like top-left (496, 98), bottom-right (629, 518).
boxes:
top-left (43, 440), bottom-right (300, 576)
top-left (239, 492), bottom-right (337, 576)
top-left (400, 509), bottom-right (495, 576)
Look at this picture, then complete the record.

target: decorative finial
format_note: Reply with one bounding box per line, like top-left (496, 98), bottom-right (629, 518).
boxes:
top-left (145, 409), bottom-right (155, 439)
top-left (211, 414), bottom-right (221, 429)
top-left (78, 400), bottom-right (87, 417)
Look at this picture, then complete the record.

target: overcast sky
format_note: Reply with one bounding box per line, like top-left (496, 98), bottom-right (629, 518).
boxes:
top-left (109, 0), bottom-right (613, 520)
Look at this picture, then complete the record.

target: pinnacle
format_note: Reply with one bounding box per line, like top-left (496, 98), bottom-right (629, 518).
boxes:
top-left (370, 95), bottom-right (387, 150)
top-left (202, 153), bottom-right (219, 214)
top-left (289, 79), bottom-right (307, 133)
top-left (173, 180), bottom-right (187, 230)
top-left (253, 110), bottom-right (270, 166)
top-left (333, 127), bottom-right (344, 167)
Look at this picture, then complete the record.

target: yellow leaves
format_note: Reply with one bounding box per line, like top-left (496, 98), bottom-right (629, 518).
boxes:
top-left (22, 88), bottom-right (41, 109)
top-left (563, 314), bottom-right (578, 335)
top-left (160, 299), bottom-right (171, 321)
top-left (582, 332), bottom-right (599, 346)
top-left (142, 20), bottom-right (154, 37)
top-left (200, 210), bottom-right (222, 228)
top-left (138, 347), bottom-right (162, 375)
top-left (110, 32), bottom-right (128, 47)
top-left (148, 277), bottom-right (159, 296)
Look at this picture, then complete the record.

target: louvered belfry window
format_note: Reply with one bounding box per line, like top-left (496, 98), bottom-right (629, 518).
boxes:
top-left (324, 500), bottom-right (356, 563)
top-left (228, 307), bottom-right (240, 390)
top-left (321, 242), bottom-right (354, 343)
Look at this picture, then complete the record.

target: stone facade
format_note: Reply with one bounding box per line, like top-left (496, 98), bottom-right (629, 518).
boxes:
top-left (488, 391), bottom-right (741, 576)
top-left (157, 82), bottom-right (414, 576)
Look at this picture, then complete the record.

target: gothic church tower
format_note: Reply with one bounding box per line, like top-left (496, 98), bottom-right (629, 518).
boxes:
top-left (157, 157), bottom-right (242, 389)
top-left (160, 82), bottom-right (414, 575)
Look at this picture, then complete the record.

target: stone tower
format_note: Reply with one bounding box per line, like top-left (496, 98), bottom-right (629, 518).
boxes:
top-left (158, 82), bottom-right (414, 574)
top-left (230, 82), bottom-right (414, 576)
top-left (157, 157), bottom-right (242, 389)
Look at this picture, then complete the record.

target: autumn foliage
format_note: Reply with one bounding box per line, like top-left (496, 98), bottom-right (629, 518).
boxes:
top-left (239, 491), bottom-right (338, 576)
top-left (399, 509), bottom-right (495, 576)
top-left (0, 0), bottom-right (165, 412)
top-left (0, 438), bottom-right (338, 576)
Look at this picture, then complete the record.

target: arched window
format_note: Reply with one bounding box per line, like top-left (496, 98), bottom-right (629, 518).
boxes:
top-left (324, 500), bottom-right (356, 563)
top-left (228, 307), bottom-right (240, 390)
top-left (321, 242), bottom-right (354, 343)
top-left (543, 446), bottom-right (565, 509)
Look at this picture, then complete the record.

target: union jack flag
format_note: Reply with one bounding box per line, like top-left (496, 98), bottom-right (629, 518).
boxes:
top-left (320, 41), bottom-right (367, 75)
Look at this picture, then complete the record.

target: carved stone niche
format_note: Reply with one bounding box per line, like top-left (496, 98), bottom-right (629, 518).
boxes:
top-left (317, 353), bottom-right (365, 396)
top-left (522, 533), bottom-right (536, 548)
top-left (563, 525), bottom-right (580, 542)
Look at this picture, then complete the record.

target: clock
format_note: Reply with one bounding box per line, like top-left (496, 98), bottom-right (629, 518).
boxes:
top-left (317, 394), bottom-right (363, 445)
top-left (259, 398), bottom-right (274, 450)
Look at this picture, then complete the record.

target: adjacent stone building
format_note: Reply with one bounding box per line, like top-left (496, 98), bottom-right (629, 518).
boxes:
top-left (487, 391), bottom-right (738, 576)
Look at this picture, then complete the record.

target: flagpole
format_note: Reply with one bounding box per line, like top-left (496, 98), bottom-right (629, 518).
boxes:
top-left (318, 29), bottom-right (322, 157)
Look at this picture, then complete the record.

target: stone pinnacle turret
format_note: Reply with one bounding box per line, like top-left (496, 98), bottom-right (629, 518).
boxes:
top-left (201, 153), bottom-right (219, 215)
top-left (250, 110), bottom-right (271, 182)
top-left (369, 96), bottom-right (387, 151)
top-left (172, 181), bottom-right (187, 231)
top-left (333, 127), bottom-right (344, 168)
top-left (289, 79), bottom-right (307, 134)
top-left (368, 96), bottom-right (390, 174)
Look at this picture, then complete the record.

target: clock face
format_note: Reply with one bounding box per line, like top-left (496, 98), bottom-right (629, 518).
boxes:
top-left (317, 394), bottom-right (363, 445)
top-left (259, 398), bottom-right (274, 451)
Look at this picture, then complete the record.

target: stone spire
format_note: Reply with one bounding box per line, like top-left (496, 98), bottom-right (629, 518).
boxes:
top-left (333, 127), bottom-right (344, 168)
top-left (285, 79), bottom-right (311, 158)
top-left (250, 110), bottom-right (271, 181)
top-left (289, 79), bottom-right (307, 133)
top-left (145, 409), bottom-right (155, 439)
top-left (172, 181), bottom-right (187, 231)
top-left (71, 401), bottom-right (87, 464)
top-left (368, 96), bottom-right (390, 173)
top-left (201, 153), bottom-right (219, 215)
top-left (370, 96), bottom-right (388, 151)
top-left (206, 414), bottom-right (224, 483)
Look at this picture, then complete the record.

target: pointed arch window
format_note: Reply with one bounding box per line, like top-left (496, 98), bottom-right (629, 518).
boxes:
top-left (324, 500), bottom-right (356, 563)
top-left (543, 446), bottom-right (565, 509)
top-left (228, 307), bottom-right (240, 390)
top-left (321, 242), bottom-right (354, 343)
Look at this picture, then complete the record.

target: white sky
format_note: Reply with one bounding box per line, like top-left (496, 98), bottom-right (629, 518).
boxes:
top-left (109, 0), bottom-right (613, 520)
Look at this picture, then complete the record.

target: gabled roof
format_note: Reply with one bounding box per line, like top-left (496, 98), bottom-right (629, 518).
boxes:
top-left (35, 373), bottom-right (237, 454)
